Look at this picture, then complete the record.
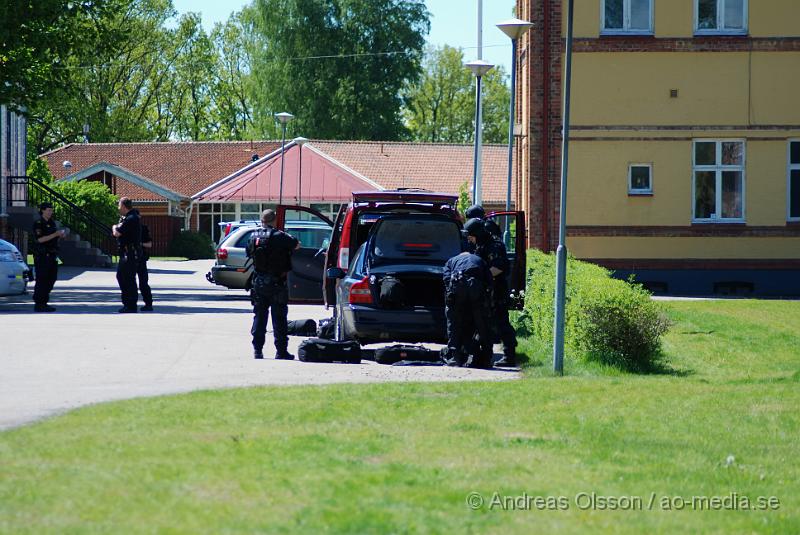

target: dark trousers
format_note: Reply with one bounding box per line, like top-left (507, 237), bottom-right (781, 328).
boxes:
top-left (492, 298), bottom-right (517, 356)
top-left (444, 280), bottom-right (492, 368)
top-left (137, 259), bottom-right (152, 306)
top-left (33, 253), bottom-right (58, 306)
top-left (251, 275), bottom-right (289, 354)
top-left (116, 255), bottom-right (139, 310)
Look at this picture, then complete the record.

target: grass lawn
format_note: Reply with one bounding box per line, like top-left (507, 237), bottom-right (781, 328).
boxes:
top-left (1, 300), bottom-right (798, 533)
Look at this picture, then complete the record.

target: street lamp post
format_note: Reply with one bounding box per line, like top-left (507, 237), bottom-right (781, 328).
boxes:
top-left (293, 137), bottom-right (309, 206)
top-left (465, 59), bottom-right (494, 205)
top-left (274, 112), bottom-right (294, 205)
top-left (497, 17), bottom-right (533, 246)
top-left (553, 0), bottom-right (576, 375)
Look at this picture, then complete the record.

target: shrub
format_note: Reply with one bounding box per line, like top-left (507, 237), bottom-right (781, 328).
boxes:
top-left (522, 250), bottom-right (671, 372)
top-left (48, 180), bottom-right (119, 228)
top-left (168, 231), bottom-right (215, 260)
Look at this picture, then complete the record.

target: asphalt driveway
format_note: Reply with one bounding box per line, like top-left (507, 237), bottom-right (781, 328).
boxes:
top-left (0, 260), bottom-right (518, 429)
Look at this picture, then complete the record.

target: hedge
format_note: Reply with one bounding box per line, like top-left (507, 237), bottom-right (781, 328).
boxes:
top-left (168, 231), bottom-right (215, 260)
top-left (520, 250), bottom-right (671, 372)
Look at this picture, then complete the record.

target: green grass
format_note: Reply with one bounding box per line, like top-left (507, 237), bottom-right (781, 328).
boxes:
top-left (1, 300), bottom-right (798, 533)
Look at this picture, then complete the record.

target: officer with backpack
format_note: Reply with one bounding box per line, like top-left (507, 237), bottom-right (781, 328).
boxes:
top-left (246, 209), bottom-right (300, 360)
top-left (466, 216), bottom-right (518, 367)
top-left (442, 245), bottom-right (493, 369)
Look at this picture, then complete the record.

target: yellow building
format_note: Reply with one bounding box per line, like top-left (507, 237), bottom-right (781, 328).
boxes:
top-left (517, 0), bottom-right (800, 295)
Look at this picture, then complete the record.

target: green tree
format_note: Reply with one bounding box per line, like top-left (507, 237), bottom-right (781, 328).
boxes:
top-left (246, 0), bottom-right (430, 140)
top-left (403, 45), bottom-right (510, 144)
top-left (209, 14), bottom-right (255, 140)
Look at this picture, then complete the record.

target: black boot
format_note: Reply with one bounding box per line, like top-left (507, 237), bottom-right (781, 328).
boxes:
top-left (493, 347), bottom-right (518, 368)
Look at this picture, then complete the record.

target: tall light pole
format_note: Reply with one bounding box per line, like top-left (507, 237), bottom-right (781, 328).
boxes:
top-left (274, 112), bottom-right (294, 205)
top-left (497, 18), bottom-right (533, 245)
top-left (553, 0), bottom-right (575, 375)
top-left (465, 59), bottom-right (494, 205)
top-left (294, 136), bottom-right (308, 206)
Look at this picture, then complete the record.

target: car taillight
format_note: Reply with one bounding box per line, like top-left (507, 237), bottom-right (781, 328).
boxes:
top-left (348, 276), bottom-right (373, 304)
top-left (224, 223), bottom-right (232, 237)
top-left (337, 211), bottom-right (353, 269)
top-left (217, 248), bottom-right (228, 261)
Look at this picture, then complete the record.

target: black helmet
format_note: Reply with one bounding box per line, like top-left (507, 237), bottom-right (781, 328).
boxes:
top-left (464, 218), bottom-right (487, 239)
top-left (465, 204), bottom-right (485, 220)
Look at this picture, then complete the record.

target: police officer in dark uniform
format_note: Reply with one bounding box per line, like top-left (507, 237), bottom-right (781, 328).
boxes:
top-left (465, 217), bottom-right (518, 367)
top-left (32, 202), bottom-right (65, 312)
top-left (465, 204), bottom-right (502, 240)
top-left (138, 223), bottom-right (153, 311)
top-left (112, 197), bottom-right (142, 313)
top-left (442, 249), bottom-right (493, 369)
top-left (246, 209), bottom-right (300, 360)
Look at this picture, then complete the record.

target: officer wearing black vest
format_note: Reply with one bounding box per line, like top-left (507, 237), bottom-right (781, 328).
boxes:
top-left (112, 197), bottom-right (142, 313)
top-left (246, 209), bottom-right (300, 360)
top-left (442, 249), bottom-right (493, 369)
top-left (467, 216), bottom-right (518, 367)
top-left (32, 202), bottom-right (65, 312)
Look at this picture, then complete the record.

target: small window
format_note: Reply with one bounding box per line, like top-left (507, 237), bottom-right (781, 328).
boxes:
top-left (628, 164), bottom-right (652, 194)
top-left (602, 0), bottom-right (653, 34)
top-left (692, 140), bottom-right (745, 223)
top-left (695, 0), bottom-right (747, 34)
top-left (789, 140), bottom-right (800, 221)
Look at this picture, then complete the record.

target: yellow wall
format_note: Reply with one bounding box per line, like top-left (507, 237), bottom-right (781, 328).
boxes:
top-left (565, 0), bottom-right (800, 38)
top-left (569, 236), bottom-right (800, 259)
top-left (751, 53), bottom-right (800, 124)
top-left (567, 139), bottom-right (795, 227)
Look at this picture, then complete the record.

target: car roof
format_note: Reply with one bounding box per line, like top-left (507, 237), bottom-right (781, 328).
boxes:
top-left (0, 239), bottom-right (19, 252)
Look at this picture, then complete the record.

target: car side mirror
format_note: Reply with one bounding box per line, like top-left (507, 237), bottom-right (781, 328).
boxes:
top-left (326, 267), bottom-right (346, 279)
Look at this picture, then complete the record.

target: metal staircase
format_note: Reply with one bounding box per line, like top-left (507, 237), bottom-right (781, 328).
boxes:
top-left (6, 176), bottom-right (114, 267)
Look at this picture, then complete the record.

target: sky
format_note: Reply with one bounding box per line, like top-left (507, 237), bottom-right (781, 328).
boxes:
top-left (171, 0), bottom-right (517, 74)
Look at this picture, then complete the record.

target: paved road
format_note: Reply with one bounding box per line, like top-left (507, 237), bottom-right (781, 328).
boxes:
top-left (0, 260), bottom-right (517, 429)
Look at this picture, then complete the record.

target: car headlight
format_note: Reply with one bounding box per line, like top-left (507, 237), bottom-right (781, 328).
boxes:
top-left (0, 251), bottom-right (17, 262)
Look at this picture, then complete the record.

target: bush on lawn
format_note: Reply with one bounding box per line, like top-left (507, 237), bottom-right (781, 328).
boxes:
top-left (520, 250), bottom-right (671, 372)
top-left (168, 231), bottom-right (215, 260)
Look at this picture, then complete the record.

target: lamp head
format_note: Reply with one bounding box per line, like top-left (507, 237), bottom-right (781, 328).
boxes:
top-left (274, 112), bottom-right (295, 124)
top-left (464, 59), bottom-right (495, 77)
top-left (496, 18), bottom-right (534, 40)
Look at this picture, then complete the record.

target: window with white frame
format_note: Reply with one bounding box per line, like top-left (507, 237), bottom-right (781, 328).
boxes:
top-left (695, 0), bottom-right (747, 34)
top-left (693, 140), bottom-right (745, 222)
top-left (603, 0), bottom-right (653, 33)
top-left (628, 164), bottom-right (652, 194)
top-left (789, 141), bottom-right (800, 221)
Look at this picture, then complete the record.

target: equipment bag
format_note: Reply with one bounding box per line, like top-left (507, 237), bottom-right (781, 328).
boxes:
top-left (298, 338), bottom-right (361, 364)
top-left (374, 344), bottom-right (440, 365)
top-left (287, 319), bottom-right (318, 336)
top-left (379, 275), bottom-right (406, 308)
top-left (317, 318), bottom-right (335, 339)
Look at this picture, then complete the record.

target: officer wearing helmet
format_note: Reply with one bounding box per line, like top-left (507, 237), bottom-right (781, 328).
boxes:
top-left (465, 204), bottom-right (502, 241)
top-left (464, 216), bottom-right (518, 367)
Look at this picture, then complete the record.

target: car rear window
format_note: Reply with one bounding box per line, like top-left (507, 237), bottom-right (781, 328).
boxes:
top-left (371, 219), bottom-right (461, 262)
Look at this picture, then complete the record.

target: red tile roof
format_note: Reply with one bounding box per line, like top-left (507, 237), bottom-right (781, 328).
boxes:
top-left (41, 141), bottom-right (281, 201)
top-left (309, 140), bottom-right (512, 204)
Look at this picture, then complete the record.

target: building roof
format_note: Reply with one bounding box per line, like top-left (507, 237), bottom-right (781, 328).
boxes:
top-left (309, 140), bottom-right (511, 204)
top-left (194, 143), bottom-right (382, 202)
top-left (41, 141), bottom-right (281, 201)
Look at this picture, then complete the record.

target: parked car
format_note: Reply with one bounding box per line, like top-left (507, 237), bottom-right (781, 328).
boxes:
top-left (323, 190), bottom-right (527, 343)
top-left (206, 211), bottom-right (333, 302)
top-left (0, 239), bottom-right (30, 296)
top-left (327, 213), bottom-right (463, 344)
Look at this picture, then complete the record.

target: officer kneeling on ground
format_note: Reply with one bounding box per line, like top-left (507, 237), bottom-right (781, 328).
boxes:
top-left (442, 239), bottom-right (493, 369)
top-left (247, 209), bottom-right (300, 360)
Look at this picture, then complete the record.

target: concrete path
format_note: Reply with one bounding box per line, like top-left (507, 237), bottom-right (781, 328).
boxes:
top-left (0, 260), bottom-right (517, 430)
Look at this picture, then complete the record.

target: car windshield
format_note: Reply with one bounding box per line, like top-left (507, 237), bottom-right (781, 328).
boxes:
top-left (370, 218), bottom-right (461, 262)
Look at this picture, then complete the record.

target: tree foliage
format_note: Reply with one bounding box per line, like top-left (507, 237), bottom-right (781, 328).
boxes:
top-left (403, 45), bottom-right (510, 144)
top-left (246, 0), bottom-right (430, 140)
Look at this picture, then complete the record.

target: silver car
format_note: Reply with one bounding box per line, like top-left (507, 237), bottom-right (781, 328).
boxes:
top-left (0, 239), bottom-right (30, 296)
top-left (206, 218), bottom-right (333, 302)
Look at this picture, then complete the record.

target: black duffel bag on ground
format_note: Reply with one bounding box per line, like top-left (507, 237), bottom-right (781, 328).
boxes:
top-left (287, 319), bottom-right (318, 336)
top-left (298, 338), bottom-right (361, 364)
top-left (316, 318), bottom-right (335, 339)
top-left (374, 344), bottom-right (440, 365)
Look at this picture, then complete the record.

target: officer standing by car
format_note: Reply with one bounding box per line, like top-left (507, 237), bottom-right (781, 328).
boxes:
top-left (465, 204), bottom-right (502, 240)
top-left (442, 248), bottom-right (493, 368)
top-left (112, 197), bottom-right (142, 313)
top-left (137, 222), bottom-right (153, 311)
top-left (465, 217), bottom-right (518, 367)
top-left (32, 202), bottom-right (65, 312)
top-left (247, 209), bottom-right (300, 360)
